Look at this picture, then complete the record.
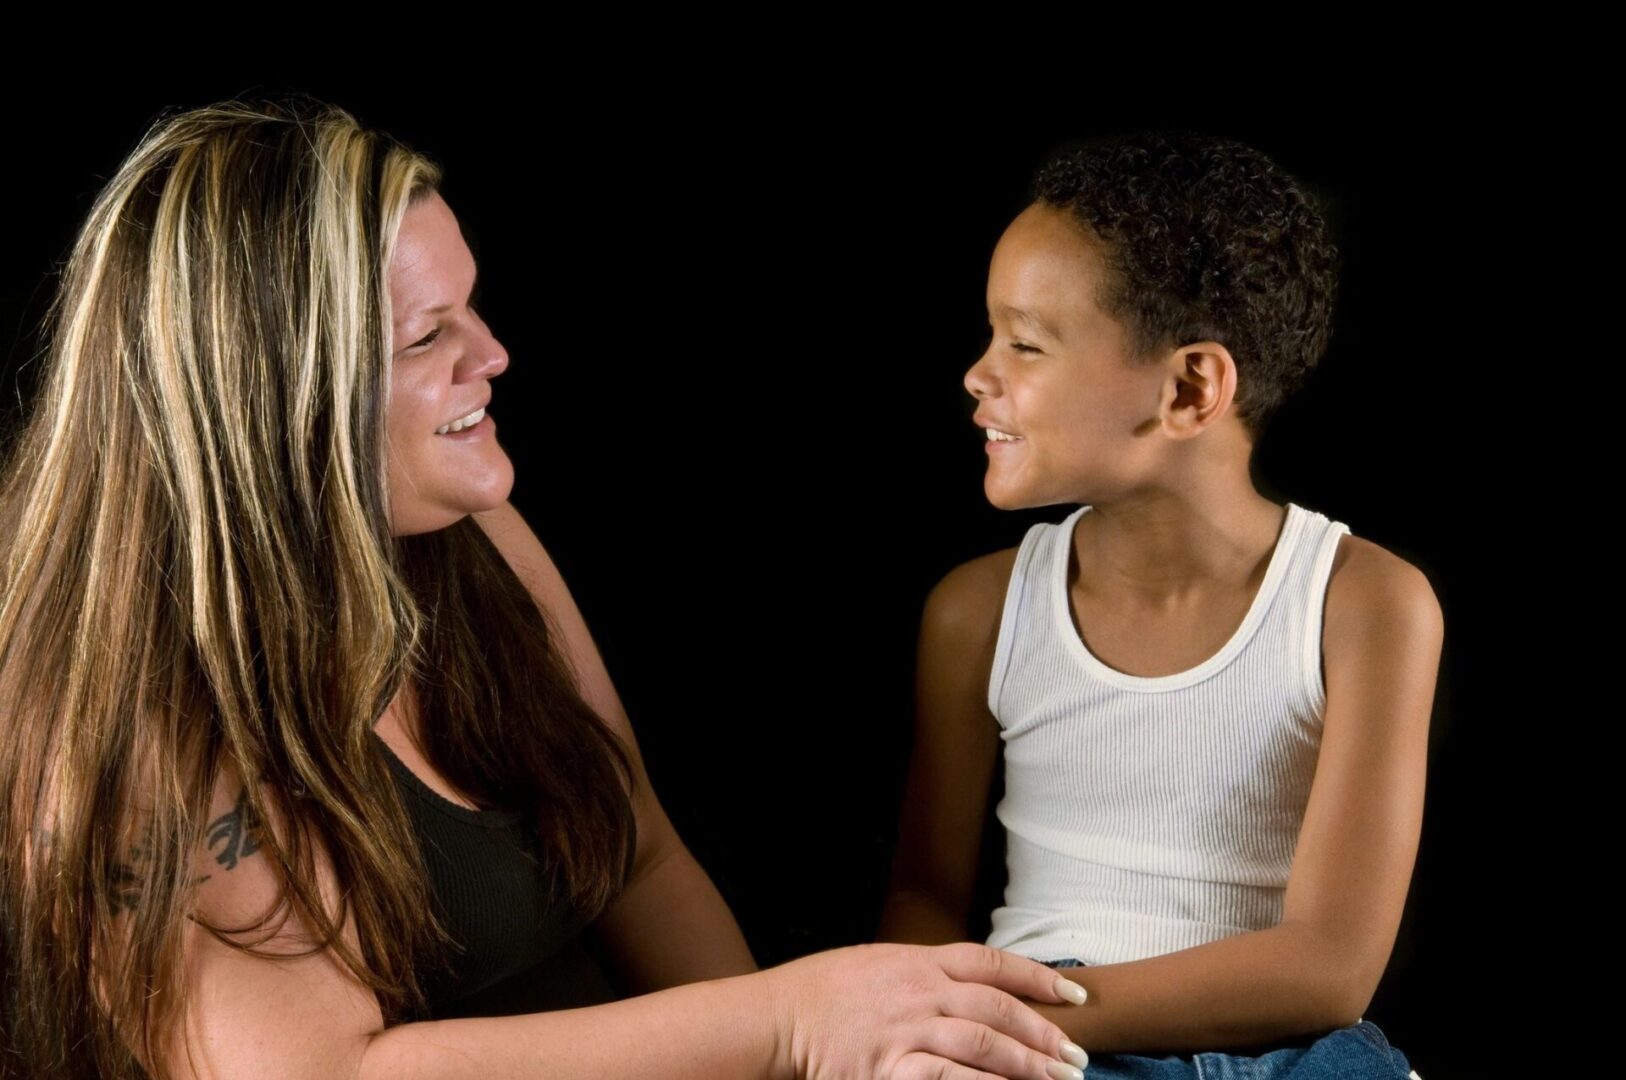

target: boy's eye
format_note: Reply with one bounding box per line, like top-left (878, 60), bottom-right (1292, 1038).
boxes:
top-left (981, 328), bottom-right (1039, 354)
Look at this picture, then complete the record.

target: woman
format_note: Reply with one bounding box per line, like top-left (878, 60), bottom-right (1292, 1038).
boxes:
top-left (0, 96), bottom-right (1090, 1079)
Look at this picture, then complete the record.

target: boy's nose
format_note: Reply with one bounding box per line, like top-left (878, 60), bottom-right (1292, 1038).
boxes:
top-left (964, 354), bottom-right (998, 399)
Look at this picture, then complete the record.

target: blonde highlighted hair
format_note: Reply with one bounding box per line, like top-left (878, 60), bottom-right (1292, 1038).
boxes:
top-left (0, 94), bottom-right (636, 1079)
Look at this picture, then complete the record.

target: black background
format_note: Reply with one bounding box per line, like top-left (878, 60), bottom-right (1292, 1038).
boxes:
top-left (4, 78), bottom-right (1563, 1079)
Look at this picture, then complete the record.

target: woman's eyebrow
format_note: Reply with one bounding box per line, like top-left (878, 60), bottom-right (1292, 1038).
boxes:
top-left (417, 264), bottom-right (481, 318)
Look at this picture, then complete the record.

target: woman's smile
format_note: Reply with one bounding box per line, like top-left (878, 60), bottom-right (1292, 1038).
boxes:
top-left (435, 406), bottom-right (492, 439)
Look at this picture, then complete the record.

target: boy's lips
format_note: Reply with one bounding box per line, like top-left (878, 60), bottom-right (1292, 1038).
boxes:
top-left (973, 413), bottom-right (1022, 438)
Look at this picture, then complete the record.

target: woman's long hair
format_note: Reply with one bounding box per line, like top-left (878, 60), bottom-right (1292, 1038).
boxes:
top-left (0, 95), bottom-right (636, 1079)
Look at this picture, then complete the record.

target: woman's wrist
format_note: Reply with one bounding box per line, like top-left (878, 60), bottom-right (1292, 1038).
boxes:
top-left (756, 960), bottom-right (799, 1080)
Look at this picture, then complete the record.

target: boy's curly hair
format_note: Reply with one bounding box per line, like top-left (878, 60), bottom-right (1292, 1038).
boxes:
top-left (1029, 130), bottom-right (1342, 444)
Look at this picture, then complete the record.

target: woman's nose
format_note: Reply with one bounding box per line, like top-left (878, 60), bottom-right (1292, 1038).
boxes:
top-left (464, 329), bottom-right (509, 381)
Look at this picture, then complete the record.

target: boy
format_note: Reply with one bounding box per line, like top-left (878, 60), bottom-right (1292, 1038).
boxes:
top-left (878, 130), bottom-right (1439, 1079)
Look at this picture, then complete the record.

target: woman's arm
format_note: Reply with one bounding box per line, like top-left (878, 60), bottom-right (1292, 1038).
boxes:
top-left (1021, 542), bottom-right (1444, 1055)
top-left (359, 944), bottom-right (1092, 1080)
top-left (471, 501), bottom-right (756, 993)
top-left (161, 761), bottom-right (1089, 1079)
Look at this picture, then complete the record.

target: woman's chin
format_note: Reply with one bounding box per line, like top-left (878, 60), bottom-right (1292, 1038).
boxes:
top-left (457, 454), bottom-right (516, 511)
top-left (482, 457), bottom-right (516, 507)
top-left (389, 476), bottom-right (516, 536)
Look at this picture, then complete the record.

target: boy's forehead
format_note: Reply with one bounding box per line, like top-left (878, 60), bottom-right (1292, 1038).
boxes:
top-left (989, 218), bottom-right (1104, 334)
top-left (997, 204), bottom-right (1098, 269)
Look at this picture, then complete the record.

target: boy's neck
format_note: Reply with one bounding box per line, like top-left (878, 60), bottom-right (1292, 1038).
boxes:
top-left (1073, 492), bottom-right (1288, 604)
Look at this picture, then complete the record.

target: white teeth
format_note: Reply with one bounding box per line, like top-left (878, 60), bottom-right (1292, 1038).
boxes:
top-left (986, 427), bottom-right (1022, 442)
top-left (435, 406), bottom-right (485, 435)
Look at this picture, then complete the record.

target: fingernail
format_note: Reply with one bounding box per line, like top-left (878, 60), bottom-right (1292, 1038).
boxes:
top-left (1046, 1062), bottom-right (1083, 1080)
top-left (1054, 974), bottom-right (1088, 1005)
top-left (1060, 1040), bottom-right (1089, 1068)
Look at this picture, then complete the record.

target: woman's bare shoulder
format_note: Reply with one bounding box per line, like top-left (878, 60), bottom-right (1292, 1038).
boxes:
top-left (188, 759), bottom-right (354, 957)
top-left (162, 759), bottom-right (384, 1078)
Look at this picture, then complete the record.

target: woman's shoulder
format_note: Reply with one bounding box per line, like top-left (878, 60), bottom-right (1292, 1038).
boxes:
top-left (163, 760), bottom-right (385, 1077)
top-left (189, 760), bottom-right (355, 956)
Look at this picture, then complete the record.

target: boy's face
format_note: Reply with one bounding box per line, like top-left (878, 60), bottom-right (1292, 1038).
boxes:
top-left (964, 202), bottom-right (1172, 511)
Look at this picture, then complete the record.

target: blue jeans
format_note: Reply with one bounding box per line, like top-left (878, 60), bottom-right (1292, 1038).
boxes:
top-left (1039, 958), bottom-right (1414, 1079)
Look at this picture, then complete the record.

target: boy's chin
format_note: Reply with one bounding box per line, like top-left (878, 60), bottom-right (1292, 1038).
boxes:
top-left (984, 478), bottom-right (1078, 513)
top-left (982, 487), bottom-right (1034, 510)
top-left (983, 486), bottom-right (1039, 512)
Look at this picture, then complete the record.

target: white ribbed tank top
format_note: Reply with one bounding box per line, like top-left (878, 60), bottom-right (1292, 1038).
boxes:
top-left (984, 501), bottom-right (1351, 965)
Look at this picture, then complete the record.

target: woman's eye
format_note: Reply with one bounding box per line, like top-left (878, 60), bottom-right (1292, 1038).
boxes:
top-left (408, 298), bottom-right (487, 352)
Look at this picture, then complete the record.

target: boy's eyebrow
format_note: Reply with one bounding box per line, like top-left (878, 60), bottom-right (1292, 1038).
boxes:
top-left (990, 303), bottom-right (1061, 340)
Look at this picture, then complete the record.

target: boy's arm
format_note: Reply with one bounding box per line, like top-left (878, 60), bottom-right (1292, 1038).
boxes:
top-left (876, 549), bottom-right (1017, 945)
top-left (1023, 540), bottom-right (1444, 1055)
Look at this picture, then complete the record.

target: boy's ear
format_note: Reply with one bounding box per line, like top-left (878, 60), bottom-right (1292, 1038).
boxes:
top-left (1162, 341), bottom-right (1238, 439)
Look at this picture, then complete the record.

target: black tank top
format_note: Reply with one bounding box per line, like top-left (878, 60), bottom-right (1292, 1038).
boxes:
top-left (373, 731), bottom-right (634, 1019)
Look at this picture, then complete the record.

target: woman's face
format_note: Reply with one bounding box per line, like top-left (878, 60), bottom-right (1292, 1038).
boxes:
top-left (386, 190), bottom-right (514, 536)
top-left (963, 201), bottom-right (1173, 511)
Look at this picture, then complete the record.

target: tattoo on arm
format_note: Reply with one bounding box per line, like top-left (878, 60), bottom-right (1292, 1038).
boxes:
top-left (205, 786), bottom-right (265, 871)
top-left (81, 786), bottom-right (270, 916)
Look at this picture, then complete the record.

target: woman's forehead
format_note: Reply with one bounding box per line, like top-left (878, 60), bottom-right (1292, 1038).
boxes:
top-left (391, 195), bottom-right (475, 320)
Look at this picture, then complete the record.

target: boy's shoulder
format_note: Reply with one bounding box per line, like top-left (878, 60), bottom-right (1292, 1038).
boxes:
top-left (923, 545), bottom-right (1024, 636)
top-left (916, 546), bottom-right (1026, 695)
top-left (1325, 532), bottom-right (1443, 641)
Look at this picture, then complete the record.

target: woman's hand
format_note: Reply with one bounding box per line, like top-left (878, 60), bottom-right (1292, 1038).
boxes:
top-left (763, 941), bottom-right (1089, 1080)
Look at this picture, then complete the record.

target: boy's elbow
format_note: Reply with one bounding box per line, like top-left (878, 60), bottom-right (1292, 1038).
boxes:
top-left (1320, 979), bottom-right (1376, 1032)
top-left (1330, 957), bottom-right (1390, 1030)
top-left (1297, 925), bottom-right (1386, 1030)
